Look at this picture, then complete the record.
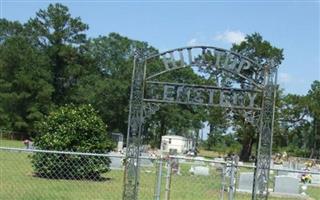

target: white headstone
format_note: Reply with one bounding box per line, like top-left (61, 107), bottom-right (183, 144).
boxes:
top-left (189, 166), bottom-right (209, 176)
top-left (297, 163), bottom-right (305, 170)
top-left (238, 172), bottom-right (254, 192)
top-left (274, 176), bottom-right (300, 194)
top-left (283, 162), bottom-right (290, 168)
top-left (311, 167), bottom-right (320, 173)
top-left (312, 174), bottom-right (320, 184)
top-left (273, 164), bottom-right (283, 169)
top-left (140, 158), bottom-right (153, 167)
top-left (110, 157), bottom-right (123, 169)
top-left (194, 156), bottom-right (205, 165)
top-left (278, 169), bottom-right (289, 176)
top-left (288, 172), bottom-right (299, 179)
top-left (214, 158), bottom-right (225, 162)
top-left (213, 158), bottom-right (224, 168)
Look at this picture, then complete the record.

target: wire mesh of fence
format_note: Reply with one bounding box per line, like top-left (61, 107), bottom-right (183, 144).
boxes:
top-left (0, 147), bottom-right (161, 200)
top-left (0, 146), bottom-right (228, 200)
top-left (1, 142), bottom-right (320, 200)
top-left (166, 156), bottom-right (227, 200)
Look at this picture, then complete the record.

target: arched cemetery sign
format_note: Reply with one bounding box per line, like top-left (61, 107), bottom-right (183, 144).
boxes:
top-left (123, 46), bottom-right (278, 200)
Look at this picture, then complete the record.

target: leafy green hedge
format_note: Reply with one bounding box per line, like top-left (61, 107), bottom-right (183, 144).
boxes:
top-left (32, 104), bottom-right (114, 180)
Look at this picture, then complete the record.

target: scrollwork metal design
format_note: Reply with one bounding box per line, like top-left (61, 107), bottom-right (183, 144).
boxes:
top-left (143, 103), bottom-right (160, 120)
top-left (252, 66), bottom-right (278, 200)
top-left (123, 46), bottom-right (278, 200)
top-left (122, 50), bottom-right (145, 200)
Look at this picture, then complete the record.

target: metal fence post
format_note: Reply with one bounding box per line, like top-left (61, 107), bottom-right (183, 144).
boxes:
top-left (164, 158), bottom-right (172, 200)
top-left (220, 163), bottom-right (226, 200)
top-left (229, 155), bottom-right (239, 200)
top-left (154, 157), bottom-right (163, 200)
top-left (228, 156), bottom-right (236, 200)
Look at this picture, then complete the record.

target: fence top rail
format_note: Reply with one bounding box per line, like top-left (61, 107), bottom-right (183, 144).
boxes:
top-left (0, 146), bottom-right (122, 157)
top-left (0, 147), bottom-right (131, 158)
top-left (169, 155), bottom-right (228, 164)
top-left (169, 155), bottom-right (320, 175)
top-left (1, 146), bottom-right (320, 175)
top-left (239, 163), bottom-right (320, 175)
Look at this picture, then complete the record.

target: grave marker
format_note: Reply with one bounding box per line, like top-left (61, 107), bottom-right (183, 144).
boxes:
top-left (274, 176), bottom-right (300, 194)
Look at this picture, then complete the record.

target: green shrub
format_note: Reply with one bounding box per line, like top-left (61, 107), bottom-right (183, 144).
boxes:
top-left (32, 104), bottom-right (114, 180)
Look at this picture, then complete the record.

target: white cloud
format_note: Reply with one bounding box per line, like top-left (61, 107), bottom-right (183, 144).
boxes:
top-left (187, 38), bottom-right (199, 46)
top-left (279, 72), bottom-right (292, 83)
top-left (214, 30), bottom-right (246, 44)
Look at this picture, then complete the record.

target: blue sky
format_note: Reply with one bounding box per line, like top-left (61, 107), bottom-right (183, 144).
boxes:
top-left (1, 0), bottom-right (319, 95)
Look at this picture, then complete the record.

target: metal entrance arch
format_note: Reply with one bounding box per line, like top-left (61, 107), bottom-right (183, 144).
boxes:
top-left (122, 46), bottom-right (278, 200)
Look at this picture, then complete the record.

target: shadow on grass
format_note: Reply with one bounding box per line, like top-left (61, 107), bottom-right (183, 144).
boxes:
top-left (31, 172), bottom-right (113, 182)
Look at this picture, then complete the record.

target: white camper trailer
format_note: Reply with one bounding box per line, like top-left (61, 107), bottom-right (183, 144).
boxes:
top-left (161, 135), bottom-right (193, 154)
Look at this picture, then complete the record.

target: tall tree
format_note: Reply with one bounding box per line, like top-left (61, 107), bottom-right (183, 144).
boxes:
top-left (0, 19), bottom-right (24, 42)
top-left (307, 81), bottom-right (320, 158)
top-left (26, 3), bottom-right (89, 105)
top-left (277, 93), bottom-right (309, 147)
top-left (231, 33), bottom-right (284, 161)
top-left (276, 83), bottom-right (319, 158)
top-left (77, 33), bottom-right (159, 135)
top-left (0, 20), bottom-right (53, 133)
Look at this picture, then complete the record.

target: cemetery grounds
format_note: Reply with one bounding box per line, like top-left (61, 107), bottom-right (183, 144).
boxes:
top-left (0, 139), bottom-right (319, 200)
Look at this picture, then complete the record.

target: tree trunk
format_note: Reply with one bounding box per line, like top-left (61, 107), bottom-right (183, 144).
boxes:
top-left (310, 116), bottom-right (318, 159)
top-left (158, 117), bottom-right (167, 148)
top-left (209, 123), bottom-right (216, 146)
top-left (239, 136), bottom-right (254, 162)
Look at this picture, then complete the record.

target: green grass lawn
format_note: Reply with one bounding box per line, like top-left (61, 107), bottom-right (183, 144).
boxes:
top-left (0, 139), bottom-right (319, 200)
top-left (0, 138), bottom-right (25, 148)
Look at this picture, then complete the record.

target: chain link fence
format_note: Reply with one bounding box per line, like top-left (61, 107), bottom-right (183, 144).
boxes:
top-left (163, 156), bottom-right (320, 200)
top-left (0, 146), bottom-right (160, 200)
top-left (1, 136), bottom-right (320, 200)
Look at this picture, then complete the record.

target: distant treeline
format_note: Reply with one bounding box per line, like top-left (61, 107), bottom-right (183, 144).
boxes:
top-left (0, 3), bottom-right (319, 160)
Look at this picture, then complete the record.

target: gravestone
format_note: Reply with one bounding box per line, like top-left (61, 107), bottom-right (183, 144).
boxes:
top-left (297, 163), bottom-right (305, 170)
top-left (140, 158), bottom-right (153, 167)
top-left (288, 172), bottom-right (299, 179)
top-left (140, 153), bottom-right (154, 167)
top-left (311, 167), bottom-right (320, 173)
top-left (273, 164), bottom-right (283, 169)
top-left (278, 169), bottom-right (289, 176)
top-left (214, 157), bottom-right (225, 162)
top-left (238, 172), bottom-right (254, 192)
top-left (283, 161), bottom-right (290, 168)
top-left (108, 152), bottom-right (123, 169)
top-left (212, 157), bottom-right (225, 168)
top-left (274, 176), bottom-right (300, 194)
top-left (273, 164), bottom-right (289, 176)
top-left (110, 157), bottom-right (123, 169)
top-left (273, 164), bottom-right (283, 171)
top-left (312, 174), bottom-right (320, 184)
top-left (194, 156), bottom-right (205, 165)
top-left (289, 161), bottom-right (300, 170)
top-left (189, 166), bottom-right (209, 176)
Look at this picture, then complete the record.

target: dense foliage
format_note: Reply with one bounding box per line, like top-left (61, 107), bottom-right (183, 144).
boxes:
top-left (32, 104), bottom-right (114, 179)
top-left (0, 3), bottom-right (319, 159)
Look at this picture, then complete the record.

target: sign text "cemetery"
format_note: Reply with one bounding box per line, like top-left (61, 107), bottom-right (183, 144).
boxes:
top-left (145, 82), bottom-right (261, 110)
